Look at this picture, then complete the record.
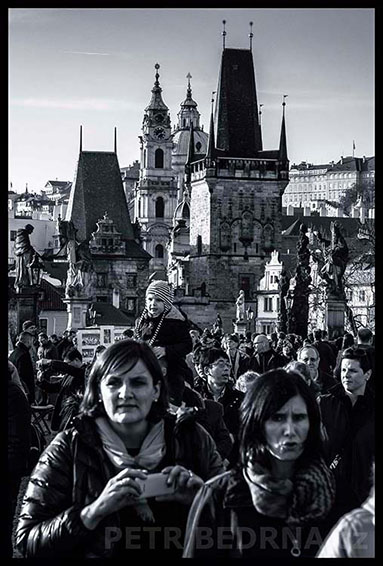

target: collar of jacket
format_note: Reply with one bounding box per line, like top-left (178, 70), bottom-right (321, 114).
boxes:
top-left (326, 382), bottom-right (374, 407)
top-left (222, 467), bottom-right (254, 509)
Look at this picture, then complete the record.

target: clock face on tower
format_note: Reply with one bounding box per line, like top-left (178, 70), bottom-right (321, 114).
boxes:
top-left (153, 127), bottom-right (166, 140)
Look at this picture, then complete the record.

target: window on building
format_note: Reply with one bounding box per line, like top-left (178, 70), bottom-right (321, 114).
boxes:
top-left (126, 274), bottom-right (137, 288)
top-left (10, 230), bottom-right (17, 241)
top-left (155, 148), bottom-right (164, 168)
top-left (233, 243), bottom-right (237, 253)
top-left (239, 275), bottom-right (252, 300)
top-left (126, 298), bottom-right (136, 312)
top-left (155, 244), bottom-right (164, 258)
top-left (196, 141), bottom-right (202, 152)
top-left (155, 197), bottom-right (164, 218)
top-left (264, 297), bottom-right (273, 312)
top-left (359, 290), bottom-right (366, 302)
top-left (197, 235), bottom-right (202, 255)
top-left (97, 273), bottom-right (108, 288)
top-left (262, 324), bottom-right (271, 335)
top-left (39, 318), bottom-right (48, 334)
top-left (96, 296), bottom-right (108, 303)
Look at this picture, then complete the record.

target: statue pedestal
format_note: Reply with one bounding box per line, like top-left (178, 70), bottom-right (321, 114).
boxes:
top-left (16, 287), bottom-right (40, 333)
top-left (63, 296), bottom-right (91, 331)
top-left (233, 320), bottom-right (247, 336)
top-left (325, 298), bottom-right (346, 339)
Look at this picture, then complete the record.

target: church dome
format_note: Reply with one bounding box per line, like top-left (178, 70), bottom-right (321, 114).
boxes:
top-left (172, 128), bottom-right (208, 158)
top-left (173, 198), bottom-right (190, 223)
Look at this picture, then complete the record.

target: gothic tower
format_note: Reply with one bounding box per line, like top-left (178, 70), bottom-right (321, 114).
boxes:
top-left (134, 64), bottom-right (178, 275)
top-left (187, 34), bottom-right (289, 324)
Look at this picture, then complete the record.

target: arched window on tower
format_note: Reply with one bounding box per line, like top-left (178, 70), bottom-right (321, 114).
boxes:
top-left (155, 148), bottom-right (164, 168)
top-left (144, 149), bottom-right (147, 168)
top-left (197, 235), bottom-right (202, 255)
top-left (155, 244), bottom-right (164, 258)
top-left (183, 119), bottom-right (186, 128)
top-left (155, 197), bottom-right (164, 218)
top-left (182, 203), bottom-right (190, 219)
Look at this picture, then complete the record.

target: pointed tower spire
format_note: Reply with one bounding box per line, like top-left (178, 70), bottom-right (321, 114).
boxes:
top-left (145, 63), bottom-right (169, 111)
top-left (114, 126), bottom-right (117, 153)
top-left (279, 95), bottom-right (288, 162)
top-left (79, 125), bottom-right (83, 153)
top-left (222, 20), bottom-right (227, 50)
top-left (206, 91), bottom-right (216, 162)
top-left (249, 21), bottom-right (254, 51)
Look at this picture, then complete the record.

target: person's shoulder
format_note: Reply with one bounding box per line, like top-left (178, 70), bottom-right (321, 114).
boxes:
top-left (164, 305), bottom-right (187, 322)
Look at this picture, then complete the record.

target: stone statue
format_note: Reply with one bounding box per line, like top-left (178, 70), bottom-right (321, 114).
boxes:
top-left (315, 221), bottom-right (349, 298)
top-left (14, 224), bottom-right (36, 292)
top-left (58, 219), bottom-right (94, 298)
top-left (278, 267), bottom-right (290, 333)
top-left (213, 313), bottom-right (223, 335)
top-left (236, 290), bottom-right (246, 321)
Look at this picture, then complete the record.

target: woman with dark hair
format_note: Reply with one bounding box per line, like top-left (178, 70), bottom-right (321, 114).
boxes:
top-left (16, 339), bottom-right (223, 558)
top-left (183, 369), bottom-right (336, 558)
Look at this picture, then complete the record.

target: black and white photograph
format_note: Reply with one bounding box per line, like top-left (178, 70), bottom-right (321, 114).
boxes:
top-left (8, 7), bottom-right (374, 559)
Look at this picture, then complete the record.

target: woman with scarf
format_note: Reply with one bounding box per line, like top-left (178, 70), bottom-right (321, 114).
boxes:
top-left (16, 340), bottom-right (223, 558)
top-left (134, 280), bottom-right (193, 406)
top-left (183, 368), bottom-right (337, 558)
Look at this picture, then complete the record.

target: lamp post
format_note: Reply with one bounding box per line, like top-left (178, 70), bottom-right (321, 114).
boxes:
top-left (16, 252), bottom-right (44, 333)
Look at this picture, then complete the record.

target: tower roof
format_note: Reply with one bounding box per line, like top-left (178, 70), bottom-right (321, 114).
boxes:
top-left (145, 63), bottom-right (169, 112)
top-left (181, 72), bottom-right (198, 108)
top-left (215, 48), bottom-right (262, 158)
top-left (66, 151), bottom-right (149, 261)
top-left (279, 97), bottom-right (288, 162)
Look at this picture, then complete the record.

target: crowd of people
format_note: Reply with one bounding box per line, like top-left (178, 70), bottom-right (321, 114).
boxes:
top-left (8, 282), bottom-right (375, 558)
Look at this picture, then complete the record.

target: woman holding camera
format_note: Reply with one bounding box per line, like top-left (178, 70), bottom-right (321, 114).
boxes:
top-left (183, 369), bottom-right (336, 558)
top-left (16, 340), bottom-right (223, 558)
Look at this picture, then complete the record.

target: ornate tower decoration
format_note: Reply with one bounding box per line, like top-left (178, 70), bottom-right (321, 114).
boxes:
top-left (135, 64), bottom-right (179, 276)
top-left (172, 73), bottom-right (208, 193)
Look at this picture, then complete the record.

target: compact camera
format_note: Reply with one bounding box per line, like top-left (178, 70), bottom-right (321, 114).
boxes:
top-left (136, 473), bottom-right (176, 499)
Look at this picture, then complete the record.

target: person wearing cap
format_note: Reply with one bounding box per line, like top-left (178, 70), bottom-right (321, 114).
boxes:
top-left (318, 346), bottom-right (374, 522)
top-left (134, 280), bottom-right (193, 406)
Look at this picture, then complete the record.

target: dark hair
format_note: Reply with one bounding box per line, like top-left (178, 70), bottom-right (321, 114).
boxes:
top-left (200, 347), bottom-right (229, 369)
top-left (38, 332), bottom-right (48, 339)
top-left (228, 334), bottom-right (239, 344)
top-left (357, 328), bottom-right (373, 343)
top-left (285, 360), bottom-right (311, 384)
top-left (63, 348), bottom-right (82, 363)
top-left (341, 333), bottom-right (354, 350)
top-left (313, 329), bottom-right (322, 341)
top-left (239, 369), bottom-right (323, 471)
top-left (122, 329), bottom-right (134, 338)
top-left (341, 346), bottom-right (371, 373)
top-left (80, 339), bottom-right (168, 421)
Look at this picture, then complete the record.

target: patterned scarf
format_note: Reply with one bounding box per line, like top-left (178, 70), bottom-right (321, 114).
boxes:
top-left (244, 457), bottom-right (335, 526)
top-left (95, 417), bottom-right (166, 523)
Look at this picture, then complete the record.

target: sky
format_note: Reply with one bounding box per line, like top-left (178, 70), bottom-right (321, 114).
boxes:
top-left (9, 7), bottom-right (375, 194)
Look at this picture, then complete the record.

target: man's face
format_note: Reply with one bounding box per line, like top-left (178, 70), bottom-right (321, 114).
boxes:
top-left (298, 347), bottom-right (319, 379)
top-left (205, 357), bottom-right (231, 387)
top-left (341, 358), bottom-right (371, 395)
top-left (38, 335), bottom-right (48, 346)
top-left (227, 338), bottom-right (238, 354)
top-left (189, 330), bottom-right (200, 345)
top-left (253, 337), bottom-right (270, 355)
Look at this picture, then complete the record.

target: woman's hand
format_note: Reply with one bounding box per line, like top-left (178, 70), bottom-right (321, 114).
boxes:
top-left (80, 468), bottom-right (148, 530)
top-left (155, 465), bottom-right (203, 506)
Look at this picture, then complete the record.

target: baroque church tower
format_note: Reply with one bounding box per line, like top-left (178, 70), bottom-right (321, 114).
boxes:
top-left (134, 64), bottom-right (178, 275)
top-left (186, 26), bottom-right (289, 328)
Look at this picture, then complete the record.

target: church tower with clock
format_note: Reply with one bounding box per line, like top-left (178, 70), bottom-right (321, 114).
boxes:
top-left (134, 63), bottom-right (178, 275)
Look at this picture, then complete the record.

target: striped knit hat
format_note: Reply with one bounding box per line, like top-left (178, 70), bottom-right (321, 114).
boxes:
top-left (145, 280), bottom-right (174, 311)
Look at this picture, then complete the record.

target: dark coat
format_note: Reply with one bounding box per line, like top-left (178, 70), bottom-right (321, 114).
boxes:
top-left (227, 349), bottom-right (251, 381)
top-left (8, 380), bottom-right (31, 479)
top-left (197, 382), bottom-right (244, 437)
top-left (136, 306), bottom-right (193, 401)
top-left (37, 360), bottom-right (85, 431)
top-left (313, 340), bottom-right (337, 375)
top-left (37, 340), bottom-right (59, 360)
top-left (313, 369), bottom-right (337, 395)
top-left (9, 342), bottom-right (35, 402)
top-left (249, 348), bottom-right (287, 374)
top-left (182, 387), bottom-right (233, 460)
top-left (318, 384), bottom-right (375, 517)
top-left (16, 413), bottom-right (223, 558)
top-left (183, 467), bottom-right (336, 558)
